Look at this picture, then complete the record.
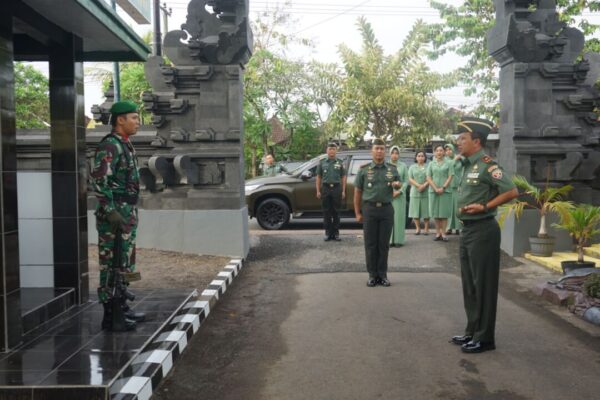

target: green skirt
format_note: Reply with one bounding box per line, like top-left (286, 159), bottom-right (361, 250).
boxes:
top-left (408, 196), bottom-right (429, 219)
top-left (447, 190), bottom-right (461, 230)
top-left (428, 191), bottom-right (452, 219)
top-left (390, 193), bottom-right (406, 245)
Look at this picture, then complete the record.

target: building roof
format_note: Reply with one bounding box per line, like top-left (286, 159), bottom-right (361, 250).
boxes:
top-left (14, 0), bottom-right (150, 61)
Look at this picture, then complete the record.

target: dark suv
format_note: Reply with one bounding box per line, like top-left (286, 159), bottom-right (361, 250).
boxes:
top-left (246, 150), bottom-right (418, 230)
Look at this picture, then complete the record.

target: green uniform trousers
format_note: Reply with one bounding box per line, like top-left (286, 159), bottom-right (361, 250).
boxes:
top-left (459, 217), bottom-right (500, 343)
top-left (362, 202), bottom-right (394, 279)
top-left (321, 183), bottom-right (342, 237)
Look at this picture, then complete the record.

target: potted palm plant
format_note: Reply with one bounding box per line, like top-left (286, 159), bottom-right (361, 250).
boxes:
top-left (553, 204), bottom-right (600, 274)
top-left (498, 175), bottom-right (573, 257)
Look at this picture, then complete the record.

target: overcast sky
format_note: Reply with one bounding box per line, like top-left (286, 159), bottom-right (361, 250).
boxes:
top-left (63, 0), bottom-right (468, 116)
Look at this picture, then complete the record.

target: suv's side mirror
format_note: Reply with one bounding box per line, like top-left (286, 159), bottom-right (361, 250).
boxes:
top-left (301, 170), bottom-right (313, 181)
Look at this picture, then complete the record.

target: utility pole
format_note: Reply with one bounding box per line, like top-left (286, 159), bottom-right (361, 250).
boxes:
top-left (111, 0), bottom-right (120, 101)
top-left (153, 0), bottom-right (162, 56)
top-left (160, 3), bottom-right (172, 36)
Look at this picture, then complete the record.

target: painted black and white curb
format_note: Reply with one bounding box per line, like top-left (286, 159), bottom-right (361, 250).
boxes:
top-left (110, 258), bottom-right (244, 400)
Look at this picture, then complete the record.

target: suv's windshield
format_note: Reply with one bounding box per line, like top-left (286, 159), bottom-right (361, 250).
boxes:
top-left (289, 157), bottom-right (326, 175)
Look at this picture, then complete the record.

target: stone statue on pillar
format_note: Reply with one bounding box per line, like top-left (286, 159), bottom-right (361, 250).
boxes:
top-left (91, 0), bottom-right (253, 257)
top-left (488, 0), bottom-right (600, 204)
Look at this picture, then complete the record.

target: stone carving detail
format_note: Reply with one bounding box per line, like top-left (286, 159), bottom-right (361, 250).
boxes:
top-left (92, 0), bottom-right (252, 210)
top-left (488, 0), bottom-right (600, 204)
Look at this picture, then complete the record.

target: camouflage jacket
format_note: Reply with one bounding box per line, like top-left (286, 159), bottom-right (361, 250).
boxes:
top-left (91, 132), bottom-right (140, 216)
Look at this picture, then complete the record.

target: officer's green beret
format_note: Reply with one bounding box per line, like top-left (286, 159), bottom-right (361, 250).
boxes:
top-left (457, 117), bottom-right (494, 138)
top-left (110, 100), bottom-right (139, 116)
top-left (327, 142), bottom-right (338, 148)
top-left (372, 137), bottom-right (386, 146)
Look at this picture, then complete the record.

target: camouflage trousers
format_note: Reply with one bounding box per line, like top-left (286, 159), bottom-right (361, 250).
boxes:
top-left (97, 204), bottom-right (138, 303)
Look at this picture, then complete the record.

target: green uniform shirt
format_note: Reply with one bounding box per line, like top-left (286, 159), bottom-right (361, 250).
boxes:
top-left (408, 163), bottom-right (428, 198)
top-left (316, 157), bottom-right (346, 183)
top-left (390, 161), bottom-right (409, 194)
top-left (426, 158), bottom-right (454, 193)
top-left (263, 163), bottom-right (287, 177)
top-left (457, 149), bottom-right (516, 221)
top-left (355, 161), bottom-right (401, 203)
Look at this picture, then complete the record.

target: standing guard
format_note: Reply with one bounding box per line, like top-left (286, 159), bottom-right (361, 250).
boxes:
top-left (316, 143), bottom-right (347, 241)
top-left (354, 138), bottom-right (402, 287)
top-left (91, 101), bottom-right (146, 331)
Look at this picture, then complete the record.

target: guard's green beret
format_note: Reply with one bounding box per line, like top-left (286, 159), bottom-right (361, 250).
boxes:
top-left (110, 100), bottom-right (138, 116)
top-left (457, 117), bottom-right (494, 138)
top-left (327, 142), bottom-right (338, 148)
top-left (372, 137), bottom-right (386, 146)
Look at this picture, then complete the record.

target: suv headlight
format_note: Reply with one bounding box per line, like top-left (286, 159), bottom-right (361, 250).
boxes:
top-left (245, 184), bottom-right (262, 193)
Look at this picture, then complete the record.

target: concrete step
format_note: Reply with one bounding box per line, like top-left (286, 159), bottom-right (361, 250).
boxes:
top-left (583, 244), bottom-right (600, 259)
top-left (524, 251), bottom-right (600, 274)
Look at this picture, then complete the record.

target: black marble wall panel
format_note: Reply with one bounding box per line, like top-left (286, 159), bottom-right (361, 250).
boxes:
top-left (0, 2), bottom-right (22, 352)
top-left (49, 34), bottom-right (89, 305)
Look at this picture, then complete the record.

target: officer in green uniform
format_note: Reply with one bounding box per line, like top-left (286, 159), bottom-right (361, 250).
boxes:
top-left (262, 154), bottom-right (287, 176)
top-left (354, 138), bottom-right (402, 287)
top-left (316, 143), bottom-right (347, 241)
top-left (450, 117), bottom-right (518, 353)
top-left (91, 100), bottom-right (145, 331)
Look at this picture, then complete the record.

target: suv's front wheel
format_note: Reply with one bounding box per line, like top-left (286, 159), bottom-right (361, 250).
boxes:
top-left (256, 198), bottom-right (290, 230)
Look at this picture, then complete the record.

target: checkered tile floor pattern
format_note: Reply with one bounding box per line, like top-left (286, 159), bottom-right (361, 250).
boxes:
top-left (109, 259), bottom-right (243, 400)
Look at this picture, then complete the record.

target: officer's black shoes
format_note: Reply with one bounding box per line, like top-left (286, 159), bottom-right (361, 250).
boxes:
top-left (446, 230), bottom-right (453, 235)
top-left (379, 278), bottom-right (391, 287)
top-left (367, 278), bottom-right (378, 287)
top-left (324, 235), bottom-right (332, 242)
top-left (442, 236), bottom-right (449, 242)
top-left (461, 341), bottom-right (496, 353)
top-left (434, 235), bottom-right (442, 241)
top-left (333, 234), bottom-right (341, 241)
top-left (450, 335), bottom-right (473, 345)
top-left (101, 303), bottom-right (137, 331)
top-left (124, 309), bottom-right (146, 322)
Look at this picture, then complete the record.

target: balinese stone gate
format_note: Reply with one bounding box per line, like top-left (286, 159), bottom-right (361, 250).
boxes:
top-left (488, 0), bottom-right (600, 204)
top-left (94, 0), bottom-right (253, 257)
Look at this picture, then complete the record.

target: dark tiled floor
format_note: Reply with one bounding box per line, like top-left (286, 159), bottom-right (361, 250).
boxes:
top-left (0, 288), bottom-right (195, 393)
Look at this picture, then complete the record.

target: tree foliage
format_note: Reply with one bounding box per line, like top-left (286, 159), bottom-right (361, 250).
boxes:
top-left (15, 62), bottom-right (50, 129)
top-left (427, 0), bottom-right (600, 119)
top-left (330, 18), bottom-right (456, 148)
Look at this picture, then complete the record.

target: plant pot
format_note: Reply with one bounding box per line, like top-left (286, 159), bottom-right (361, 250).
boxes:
top-left (561, 260), bottom-right (596, 275)
top-left (529, 236), bottom-right (555, 257)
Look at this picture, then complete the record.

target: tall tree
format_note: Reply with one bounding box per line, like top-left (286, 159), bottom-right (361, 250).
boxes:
top-left (15, 62), bottom-right (50, 129)
top-left (428, 0), bottom-right (600, 119)
top-left (331, 18), bottom-right (455, 148)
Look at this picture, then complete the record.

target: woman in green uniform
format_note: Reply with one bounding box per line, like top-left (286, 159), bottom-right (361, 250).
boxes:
top-left (389, 146), bottom-right (409, 246)
top-left (444, 143), bottom-right (462, 235)
top-left (408, 150), bottom-right (430, 235)
top-left (426, 145), bottom-right (454, 241)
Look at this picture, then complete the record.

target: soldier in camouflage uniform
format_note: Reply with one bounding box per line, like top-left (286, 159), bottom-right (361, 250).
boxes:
top-left (91, 100), bottom-right (145, 330)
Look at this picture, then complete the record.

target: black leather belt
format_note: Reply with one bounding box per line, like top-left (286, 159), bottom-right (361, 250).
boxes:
top-left (365, 201), bottom-right (390, 207)
top-left (460, 216), bottom-right (494, 226)
top-left (113, 194), bottom-right (139, 205)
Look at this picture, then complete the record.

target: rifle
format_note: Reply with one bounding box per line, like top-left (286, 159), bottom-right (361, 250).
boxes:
top-left (109, 228), bottom-right (130, 331)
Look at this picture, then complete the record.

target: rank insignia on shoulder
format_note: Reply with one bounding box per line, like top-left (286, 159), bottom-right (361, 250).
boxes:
top-left (491, 169), bottom-right (503, 179)
top-left (361, 163), bottom-right (370, 169)
top-left (487, 164), bottom-right (499, 172)
top-left (481, 155), bottom-right (493, 163)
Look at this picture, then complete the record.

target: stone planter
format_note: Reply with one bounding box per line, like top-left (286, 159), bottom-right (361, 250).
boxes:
top-left (529, 236), bottom-right (555, 257)
top-left (561, 260), bottom-right (596, 275)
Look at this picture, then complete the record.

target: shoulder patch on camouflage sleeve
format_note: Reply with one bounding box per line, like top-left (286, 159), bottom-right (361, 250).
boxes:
top-left (481, 155), bottom-right (493, 164)
top-left (487, 164), bottom-right (499, 172)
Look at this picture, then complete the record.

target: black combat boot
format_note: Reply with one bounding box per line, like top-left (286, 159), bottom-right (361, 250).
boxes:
top-left (121, 297), bottom-right (146, 322)
top-left (101, 302), bottom-right (137, 331)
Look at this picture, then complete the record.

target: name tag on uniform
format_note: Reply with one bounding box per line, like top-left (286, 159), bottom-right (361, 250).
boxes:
top-left (467, 172), bottom-right (480, 179)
